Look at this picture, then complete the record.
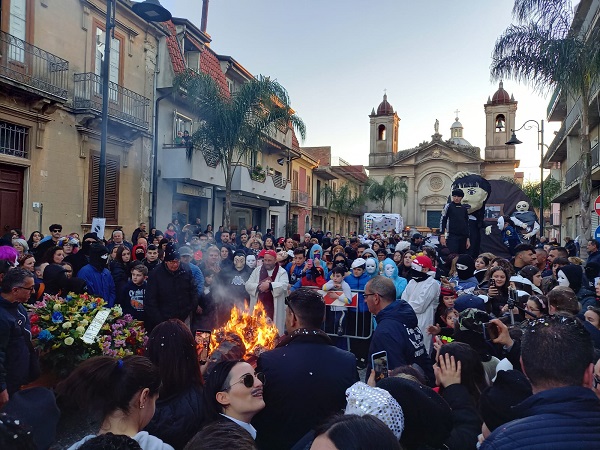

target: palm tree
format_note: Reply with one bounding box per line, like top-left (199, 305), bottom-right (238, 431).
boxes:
top-left (367, 175), bottom-right (408, 212)
top-left (491, 0), bottom-right (600, 246)
top-left (174, 71), bottom-right (306, 229)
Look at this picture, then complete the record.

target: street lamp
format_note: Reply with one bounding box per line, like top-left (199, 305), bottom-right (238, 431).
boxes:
top-left (505, 119), bottom-right (545, 235)
top-left (97, 0), bottom-right (171, 217)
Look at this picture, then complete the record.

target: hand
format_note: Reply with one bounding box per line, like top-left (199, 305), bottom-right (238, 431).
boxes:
top-left (466, 238), bottom-right (471, 249)
top-left (433, 335), bottom-right (443, 359)
top-left (491, 318), bottom-right (514, 348)
top-left (0, 389), bottom-right (8, 407)
top-left (488, 287), bottom-right (498, 297)
top-left (367, 370), bottom-right (376, 387)
top-left (524, 232), bottom-right (533, 239)
top-left (485, 226), bottom-right (492, 236)
top-left (314, 258), bottom-right (321, 268)
top-left (259, 280), bottom-right (271, 292)
top-left (521, 223), bottom-right (528, 229)
top-left (427, 323), bottom-right (441, 335)
top-left (434, 353), bottom-right (462, 388)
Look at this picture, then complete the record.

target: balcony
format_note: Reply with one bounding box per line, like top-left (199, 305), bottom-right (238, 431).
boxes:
top-left (0, 30), bottom-right (68, 104)
top-left (160, 144), bottom-right (225, 186)
top-left (291, 189), bottom-right (311, 207)
top-left (565, 160), bottom-right (582, 187)
top-left (73, 72), bottom-right (150, 131)
top-left (231, 165), bottom-right (290, 203)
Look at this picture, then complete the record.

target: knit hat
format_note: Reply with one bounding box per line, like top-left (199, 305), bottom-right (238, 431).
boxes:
top-left (377, 377), bottom-right (452, 449)
top-left (479, 370), bottom-right (533, 432)
top-left (164, 242), bottom-right (180, 261)
top-left (345, 382), bottom-right (404, 440)
top-left (456, 254), bottom-right (475, 280)
top-left (440, 286), bottom-right (457, 297)
top-left (558, 264), bottom-right (583, 293)
top-left (2, 387), bottom-right (60, 450)
top-left (454, 294), bottom-right (486, 312)
top-left (452, 188), bottom-right (465, 197)
top-left (362, 248), bottom-right (377, 259)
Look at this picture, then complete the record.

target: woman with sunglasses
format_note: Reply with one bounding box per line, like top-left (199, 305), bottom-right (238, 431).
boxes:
top-left (203, 360), bottom-right (265, 440)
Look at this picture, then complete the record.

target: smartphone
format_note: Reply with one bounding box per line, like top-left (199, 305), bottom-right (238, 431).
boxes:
top-left (195, 329), bottom-right (211, 365)
top-left (489, 278), bottom-right (496, 288)
top-left (483, 322), bottom-right (499, 341)
top-left (371, 351), bottom-right (388, 382)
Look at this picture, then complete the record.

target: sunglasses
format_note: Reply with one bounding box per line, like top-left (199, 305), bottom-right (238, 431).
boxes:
top-left (594, 374), bottom-right (600, 390)
top-left (51, 229), bottom-right (62, 233)
top-left (221, 372), bottom-right (265, 391)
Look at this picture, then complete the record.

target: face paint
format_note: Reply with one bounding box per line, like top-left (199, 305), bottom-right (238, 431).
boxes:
top-left (246, 255), bottom-right (256, 269)
top-left (557, 270), bottom-right (570, 287)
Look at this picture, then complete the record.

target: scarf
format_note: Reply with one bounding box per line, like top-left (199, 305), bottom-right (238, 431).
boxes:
top-left (258, 264), bottom-right (279, 319)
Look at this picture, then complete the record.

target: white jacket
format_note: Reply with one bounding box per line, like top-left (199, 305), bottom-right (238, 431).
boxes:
top-left (402, 276), bottom-right (440, 353)
top-left (246, 265), bottom-right (289, 333)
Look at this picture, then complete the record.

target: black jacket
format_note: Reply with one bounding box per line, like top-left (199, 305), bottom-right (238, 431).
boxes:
top-left (0, 297), bottom-right (35, 394)
top-left (144, 385), bottom-right (204, 450)
top-left (253, 330), bottom-right (359, 450)
top-left (481, 386), bottom-right (600, 449)
top-left (145, 262), bottom-right (198, 331)
top-left (441, 384), bottom-right (481, 450)
top-left (440, 202), bottom-right (470, 237)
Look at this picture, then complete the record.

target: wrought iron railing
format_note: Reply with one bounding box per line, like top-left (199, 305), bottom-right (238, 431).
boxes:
top-left (565, 160), bottom-right (582, 187)
top-left (0, 30), bottom-right (68, 99)
top-left (592, 143), bottom-right (599, 167)
top-left (73, 72), bottom-right (149, 129)
top-left (291, 189), bottom-right (310, 205)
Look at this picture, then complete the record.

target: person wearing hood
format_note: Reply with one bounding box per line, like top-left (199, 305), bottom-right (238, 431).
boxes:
top-left (382, 257), bottom-right (407, 299)
top-left (364, 257), bottom-right (379, 279)
top-left (557, 264), bottom-right (596, 309)
top-left (77, 243), bottom-right (116, 306)
top-left (401, 255), bottom-right (441, 353)
top-left (65, 232), bottom-right (99, 276)
top-left (449, 254), bottom-right (479, 294)
top-left (309, 244), bottom-right (327, 279)
top-left (364, 276), bottom-right (434, 385)
top-left (345, 258), bottom-right (373, 369)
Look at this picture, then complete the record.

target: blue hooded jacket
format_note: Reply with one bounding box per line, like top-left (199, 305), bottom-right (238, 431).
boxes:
top-left (382, 258), bottom-right (407, 299)
top-left (309, 244), bottom-right (328, 280)
top-left (345, 269), bottom-right (371, 313)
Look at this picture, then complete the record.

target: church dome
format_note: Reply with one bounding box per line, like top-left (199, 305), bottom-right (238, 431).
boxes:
top-left (449, 114), bottom-right (471, 146)
top-left (376, 93), bottom-right (394, 115)
top-left (451, 119), bottom-right (463, 128)
top-left (491, 81), bottom-right (511, 104)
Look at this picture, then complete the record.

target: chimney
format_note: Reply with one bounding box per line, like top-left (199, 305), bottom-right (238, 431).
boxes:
top-left (201, 0), bottom-right (209, 33)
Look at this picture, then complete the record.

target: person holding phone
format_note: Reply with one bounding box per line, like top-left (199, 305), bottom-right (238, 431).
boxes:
top-left (486, 267), bottom-right (510, 317)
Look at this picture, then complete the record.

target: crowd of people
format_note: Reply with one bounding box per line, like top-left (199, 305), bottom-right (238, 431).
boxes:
top-left (1, 213), bottom-right (600, 449)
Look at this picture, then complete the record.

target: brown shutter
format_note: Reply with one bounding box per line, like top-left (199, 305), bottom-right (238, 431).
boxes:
top-left (88, 152), bottom-right (120, 224)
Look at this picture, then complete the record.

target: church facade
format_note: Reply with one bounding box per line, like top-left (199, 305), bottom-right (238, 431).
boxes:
top-left (367, 82), bottom-right (520, 229)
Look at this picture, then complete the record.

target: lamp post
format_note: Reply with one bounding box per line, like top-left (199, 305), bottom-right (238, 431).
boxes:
top-left (97, 0), bottom-right (171, 217)
top-left (505, 119), bottom-right (545, 235)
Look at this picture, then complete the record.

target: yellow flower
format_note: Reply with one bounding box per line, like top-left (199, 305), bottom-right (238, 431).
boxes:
top-left (62, 322), bottom-right (72, 329)
top-left (53, 304), bottom-right (62, 311)
top-left (112, 305), bottom-right (123, 317)
top-left (80, 319), bottom-right (89, 326)
top-left (76, 326), bottom-right (85, 334)
top-left (64, 337), bottom-right (74, 346)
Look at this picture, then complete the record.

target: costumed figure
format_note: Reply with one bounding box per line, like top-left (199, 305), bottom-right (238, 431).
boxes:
top-left (401, 255), bottom-right (440, 353)
top-left (448, 254), bottom-right (478, 294)
top-left (216, 251), bottom-right (252, 325)
top-left (509, 200), bottom-right (540, 245)
top-left (382, 258), bottom-right (407, 299)
top-left (365, 257), bottom-right (379, 278)
top-left (498, 215), bottom-right (521, 256)
top-left (451, 172), bottom-right (492, 259)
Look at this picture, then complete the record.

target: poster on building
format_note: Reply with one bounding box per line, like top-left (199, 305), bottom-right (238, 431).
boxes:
top-left (363, 213), bottom-right (403, 234)
top-left (91, 218), bottom-right (106, 240)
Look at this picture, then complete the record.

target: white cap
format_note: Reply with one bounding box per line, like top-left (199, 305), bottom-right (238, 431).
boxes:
top-left (351, 258), bottom-right (366, 269)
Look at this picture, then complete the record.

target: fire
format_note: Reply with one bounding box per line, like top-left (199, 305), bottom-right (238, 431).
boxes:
top-left (211, 301), bottom-right (279, 358)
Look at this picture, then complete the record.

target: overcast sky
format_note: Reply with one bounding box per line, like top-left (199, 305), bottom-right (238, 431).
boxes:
top-left (161, 0), bottom-right (560, 180)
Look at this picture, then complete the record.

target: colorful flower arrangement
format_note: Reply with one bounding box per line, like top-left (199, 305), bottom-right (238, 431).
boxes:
top-left (27, 293), bottom-right (147, 378)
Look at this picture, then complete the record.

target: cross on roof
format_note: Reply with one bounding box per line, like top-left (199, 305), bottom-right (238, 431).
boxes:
top-left (454, 109), bottom-right (460, 118)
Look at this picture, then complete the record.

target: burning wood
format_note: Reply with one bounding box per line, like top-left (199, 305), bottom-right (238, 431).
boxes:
top-left (210, 301), bottom-right (279, 362)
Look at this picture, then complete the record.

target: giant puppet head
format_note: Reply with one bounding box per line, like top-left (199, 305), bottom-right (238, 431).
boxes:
top-left (515, 200), bottom-right (529, 213)
top-left (451, 172), bottom-right (492, 215)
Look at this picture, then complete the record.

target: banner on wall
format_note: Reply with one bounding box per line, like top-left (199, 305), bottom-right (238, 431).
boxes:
top-left (363, 213), bottom-right (403, 234)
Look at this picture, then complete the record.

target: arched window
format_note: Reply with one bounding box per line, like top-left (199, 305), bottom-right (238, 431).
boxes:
top-left (378, 124), bottom-right (386, 140)
top-left (495, 114), bottom-right (506, 132)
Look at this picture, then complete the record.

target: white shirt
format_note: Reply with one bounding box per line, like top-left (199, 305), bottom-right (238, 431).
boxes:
top-left (220, 414), bottom-right (257, 439)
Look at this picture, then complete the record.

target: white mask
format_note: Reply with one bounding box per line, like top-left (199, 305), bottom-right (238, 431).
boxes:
top-left (557, 270), bottom-right (570, 287)
top-left (365, 259), bottom-right (377, 275)
top-left (384, 264), bottom-right (395, 277)
top-left (516, 200), bottom-right (529, 212)
top-left (497, 215), bottom-right (505, 231)
top-left (246, 255), bottom-right (256, 269)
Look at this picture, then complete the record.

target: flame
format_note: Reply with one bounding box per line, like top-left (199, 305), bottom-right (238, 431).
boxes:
top-left (211, 301), bottom-right (279, 358)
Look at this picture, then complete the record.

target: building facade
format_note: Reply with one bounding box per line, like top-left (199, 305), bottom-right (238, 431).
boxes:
top-left (367, 85), bottom-right (520, 229)
top-left (0, 0), bottom-right (162, 238)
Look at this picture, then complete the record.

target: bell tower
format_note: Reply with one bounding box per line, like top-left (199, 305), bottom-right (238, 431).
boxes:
top-left (484, 81), bottom-right (518, 161)
top-left (369, 93), bottom-right (399, 167)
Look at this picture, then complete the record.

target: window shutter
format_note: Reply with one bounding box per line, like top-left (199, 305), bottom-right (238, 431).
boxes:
top-left (88, 152), bottom-right (120, 224)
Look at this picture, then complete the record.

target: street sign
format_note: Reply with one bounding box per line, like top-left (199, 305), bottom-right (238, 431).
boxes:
top-left (595, 225), bottom-right (600, 241)
top-left (595, 195), bottom-right (600, 216)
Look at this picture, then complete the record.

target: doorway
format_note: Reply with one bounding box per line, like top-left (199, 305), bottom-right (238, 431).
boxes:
top-left (0, 164), bottom-right (24, 232)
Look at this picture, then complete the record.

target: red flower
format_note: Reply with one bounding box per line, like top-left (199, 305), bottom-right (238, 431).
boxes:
top-left (136, 347), bottom-right (145, 356)
top-left (30, 314), bottom-right (40, 324)
top-left (126, 336), bottom-right (136, 345)
top-left (31, 325), bottom-right (41, 336)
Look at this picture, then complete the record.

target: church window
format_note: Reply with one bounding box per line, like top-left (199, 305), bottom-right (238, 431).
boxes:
top-left (495, 114), bottom-right (506, 132)
top-left (378, 124), bottom-right (386, 140)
